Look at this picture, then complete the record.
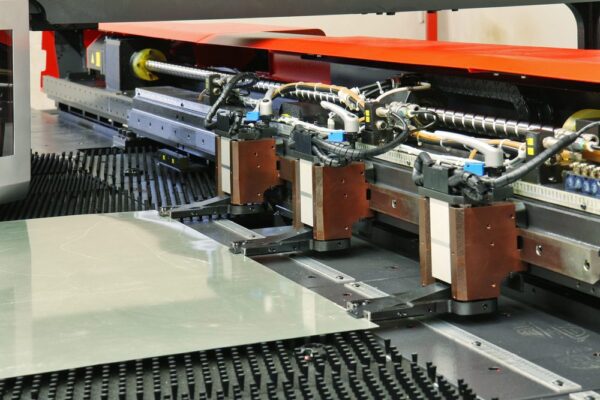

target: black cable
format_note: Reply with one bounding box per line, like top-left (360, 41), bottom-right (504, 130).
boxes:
top-left (204, 72), bottom-right (257, 129)
top-left (412, 152), bottom-right (434, 186)
top-left (312, 145), bottom-right (347, 167)
top-left (449, 121), bottom-right (600, 201)
top-left (486, 121), bottom-right (600, 188)
top-left (312, 115), bottom-right (410, 161)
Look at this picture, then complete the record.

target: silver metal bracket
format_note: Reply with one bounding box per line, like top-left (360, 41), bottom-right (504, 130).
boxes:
top-left (162, 195), bottom-right (265, 219)
top-left (230, 226), bottom-right (351, 256)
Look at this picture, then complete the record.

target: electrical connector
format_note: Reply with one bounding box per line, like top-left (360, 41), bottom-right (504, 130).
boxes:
top-left (328, 130), bottom-right (346, 143)
top-left (463, 161), bottom-right (485, 177)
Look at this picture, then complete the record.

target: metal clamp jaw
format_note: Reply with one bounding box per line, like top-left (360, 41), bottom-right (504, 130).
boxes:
top-left (346, 283), bottom-right (497, 323)
top-left (230, 226), bottom-right (351, 256)
top-left (161, 196), bottom-right (265, 219)
top-left (231, 227), bottom-right (313, 256)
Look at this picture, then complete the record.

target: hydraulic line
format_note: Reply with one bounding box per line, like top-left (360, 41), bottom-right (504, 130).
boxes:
top-left (426, 130), bottom-right (504, 167)
top-left (312, 145), bottom-right (346, 167)
top-left (413, 131), bottom-right (523, 154)
top-left (288, 90), bottom-right (340, 104)
top-left (204, 72), bottom-right (258, 128)
top-left (269, 82), bottom-right (365, 110)
top-left (417, 106), bottom-right (570, 139)
top-left (374, 82), bottom-right (431, 102)
top-left (484, 121), bottom-right (600, 188)
top-left (447, 121), bottom-right (600, 202)
top-left (144, 60), bottom-right (345, 105)
top-left (312, 116), bottom-right (410, 160)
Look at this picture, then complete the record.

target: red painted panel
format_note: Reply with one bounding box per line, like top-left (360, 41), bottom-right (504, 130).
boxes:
top-left (99, 21), bottom-right (324, 43)
top-left (269, 53), bottom-right (330, 84)
top-left (41, 31), bottom-right (58, 87)
top-left (193, 44), bottom-right (264, 71)
top-left (426, 11), bottom-right (438, 41)
top-left (83, 29), bottom-right (102, 49)
top-left (100, 21), bottom-right (600, 84)
top-left (239, 36), bottom-right (600, 84)
top-left (0, 30), bottom-right (11, 46)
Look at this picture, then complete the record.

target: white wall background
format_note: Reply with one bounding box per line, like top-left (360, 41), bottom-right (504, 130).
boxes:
top-left (29, 4), bottom-right (578, 110)
top-left (439, 4), bottom-right (577, 48)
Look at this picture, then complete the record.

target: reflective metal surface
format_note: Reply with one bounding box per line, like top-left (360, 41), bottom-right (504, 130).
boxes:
top-left (0, 211), bottom-right (374, 379)
top-left (0, 0), bottom-right (30, 204)
top-left (30, 110), bottom-right (114, 154)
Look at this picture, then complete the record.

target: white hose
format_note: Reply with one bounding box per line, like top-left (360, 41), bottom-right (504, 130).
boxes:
top-left (275, 115), bottom-right (335, 137)
top-left (375, 82), bottom-right (432, 102)
top-left (432, 130), bottom-right (505, 168)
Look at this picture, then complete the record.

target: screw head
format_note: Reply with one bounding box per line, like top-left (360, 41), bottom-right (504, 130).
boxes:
top-left (535, 245), bottom-right (543, 256)
top-left (583, 260), bottom-right (591, 272)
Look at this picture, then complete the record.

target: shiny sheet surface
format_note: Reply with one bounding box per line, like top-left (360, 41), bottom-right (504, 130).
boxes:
top-left (0, 211), bottom-right (374, 379)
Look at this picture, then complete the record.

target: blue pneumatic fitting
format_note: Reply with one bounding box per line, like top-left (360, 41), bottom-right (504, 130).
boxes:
top-left (582, 178), bottom-right (593, 195)
top-left (583, 177), bottom-right (600, 197)
top-left (328, 130), bottom-right (346, 143)
top-left (463, 161), bottom-right (485, 176)
top-left (592, 180), bottom-right (600, 197)
top-left (565, 174), bottom-right (578, 192)
top-left (245, 111), bottom-right (260, 122)
top-left (565, 173), bottom-right (600, 197)
top-left (574, 176), bottom-right (584, 191)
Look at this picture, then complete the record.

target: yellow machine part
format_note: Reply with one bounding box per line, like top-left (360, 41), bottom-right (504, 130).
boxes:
top-left (562, 109), bottom-right (600, 131)
top-left (131, 48), bottom-right (167, 81)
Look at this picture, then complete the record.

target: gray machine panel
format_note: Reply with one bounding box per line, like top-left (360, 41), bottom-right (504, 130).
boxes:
top-left (43, 76), bottom-right (132, 125)
top-left (33, 0), bottom-right (594, 26)
top-left (0, 0), bottom-right (29, 204)
top-left (129, 87), bottom-right (217, 158)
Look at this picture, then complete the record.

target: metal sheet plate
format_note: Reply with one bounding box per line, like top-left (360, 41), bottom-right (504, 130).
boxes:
top-left (0, 211), bottom-right (375, 379)
top-left (30, 110), bottom-right (114, 153)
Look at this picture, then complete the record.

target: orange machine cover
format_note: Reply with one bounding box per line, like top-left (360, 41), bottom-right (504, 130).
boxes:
top-left (100, 21), bottom-right (600, 84)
